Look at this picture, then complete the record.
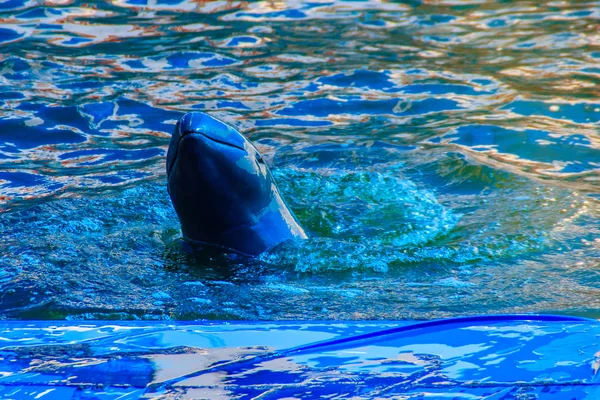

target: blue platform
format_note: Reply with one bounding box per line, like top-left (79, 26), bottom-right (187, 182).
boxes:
top-left (1, 315), bottom-right (599, 399)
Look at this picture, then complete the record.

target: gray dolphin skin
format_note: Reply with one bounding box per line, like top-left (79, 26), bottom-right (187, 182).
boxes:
top-left (166, 112), bottom-right (307, 256)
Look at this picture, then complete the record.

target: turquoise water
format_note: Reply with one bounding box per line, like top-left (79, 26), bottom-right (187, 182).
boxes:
top-left (0, 0), bottom-right (598, 320)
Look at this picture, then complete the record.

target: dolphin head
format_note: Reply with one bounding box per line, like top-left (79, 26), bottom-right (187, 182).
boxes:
top-left (166, 112), bottom-right (305, 255)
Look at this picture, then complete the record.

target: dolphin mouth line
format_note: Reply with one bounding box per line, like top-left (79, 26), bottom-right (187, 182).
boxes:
top-left (179, 129), bottom-right (246, 151)
top-left (167, 128), bottom-right (246, 180)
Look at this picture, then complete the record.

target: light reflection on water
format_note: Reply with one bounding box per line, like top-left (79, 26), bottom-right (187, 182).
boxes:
top-left (0, 0), bottom-right (598, 320)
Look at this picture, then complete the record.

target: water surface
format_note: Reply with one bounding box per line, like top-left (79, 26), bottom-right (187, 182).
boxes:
top-left (0, 0), bottom-right (598, 320)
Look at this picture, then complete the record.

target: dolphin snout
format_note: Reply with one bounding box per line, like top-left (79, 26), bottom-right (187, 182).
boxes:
top-left (178, 112), bottom-right (246, 150)
top-left (179, 130), bottom-right (245, 151)
top-left (167, 112), bottom-right (247, 178)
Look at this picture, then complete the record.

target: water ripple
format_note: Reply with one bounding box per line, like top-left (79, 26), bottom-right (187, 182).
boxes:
top-left (0, 0), bottom-right (598, 319)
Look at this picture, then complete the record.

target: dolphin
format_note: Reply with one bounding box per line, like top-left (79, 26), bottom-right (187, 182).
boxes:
top-left (166, 112), bottom-right (307, 256)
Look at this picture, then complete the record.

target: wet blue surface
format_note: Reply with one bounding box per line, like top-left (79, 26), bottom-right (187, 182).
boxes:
top-left (0, 0), bottom-right (598, 321)
top-left (1, 316), bottom-right (600, 399)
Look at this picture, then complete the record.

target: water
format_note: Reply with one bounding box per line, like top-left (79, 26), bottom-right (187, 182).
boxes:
top-left (0, 0), bottom-right (598, 320)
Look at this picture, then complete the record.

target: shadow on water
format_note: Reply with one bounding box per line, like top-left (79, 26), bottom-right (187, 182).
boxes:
top-left (0, 0), bottom-right (598, 320)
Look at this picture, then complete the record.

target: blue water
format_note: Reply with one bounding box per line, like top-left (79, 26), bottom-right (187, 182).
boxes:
top-left (0, 0), bottom-right (598, 320)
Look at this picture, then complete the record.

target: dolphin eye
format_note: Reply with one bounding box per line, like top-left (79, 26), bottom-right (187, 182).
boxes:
top-left (255, 153), bottom-right (265, 164)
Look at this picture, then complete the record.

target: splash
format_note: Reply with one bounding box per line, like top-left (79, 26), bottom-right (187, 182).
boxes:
top-left (266, 167), bottom-right (458, 272)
